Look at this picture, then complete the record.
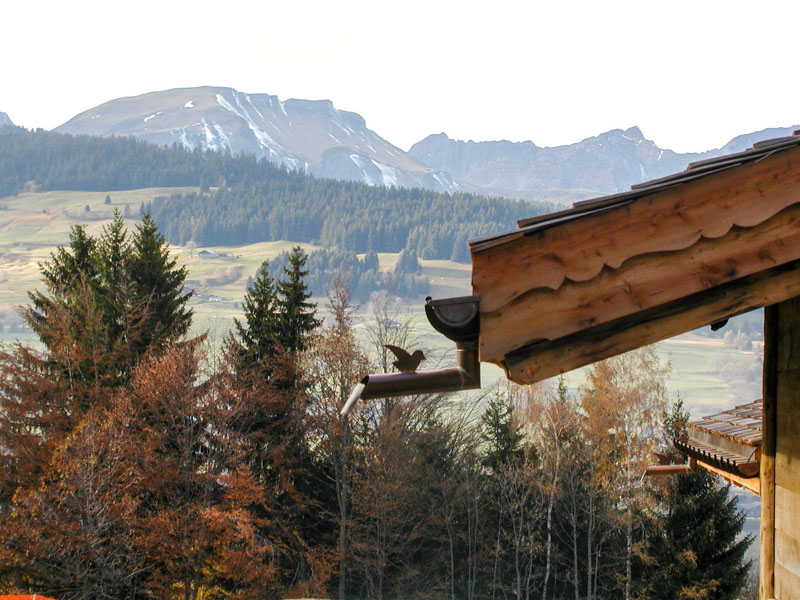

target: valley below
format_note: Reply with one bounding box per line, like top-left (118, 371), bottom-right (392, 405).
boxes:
top-left (0, 187), bottom-right (764, 419)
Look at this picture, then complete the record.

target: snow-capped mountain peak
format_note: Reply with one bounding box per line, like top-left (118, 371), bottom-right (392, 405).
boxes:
top-left (55, 86), bottom-right (459, 193)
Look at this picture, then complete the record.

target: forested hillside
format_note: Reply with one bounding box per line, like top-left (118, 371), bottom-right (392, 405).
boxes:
top-left (0, 126), bottom-right (553, 263)
top-left (0, 126), bottom-right (273, 195)
top-left (0, 218), bottom-right (752, 599)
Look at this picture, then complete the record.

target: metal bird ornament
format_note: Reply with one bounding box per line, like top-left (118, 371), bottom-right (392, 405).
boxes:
top-left (384, 345), bottom-right (426, 372)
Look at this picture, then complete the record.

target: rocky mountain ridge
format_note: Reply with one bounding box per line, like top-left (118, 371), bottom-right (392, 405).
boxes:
top-left (52, 87), bottom-right (798, 203)
top-left (408, 125), bottom-right (800, 201)
top-left (0, 112), bottom-right (14, 128)
top-left (56, 87), bottom-right (461, 193)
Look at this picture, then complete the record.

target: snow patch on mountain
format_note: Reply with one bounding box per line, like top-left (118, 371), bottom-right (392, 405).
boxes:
top-left (374, 161), bottom-right (399, 187)
top-left (212, 123), bottom-right (230, 150)
top-left (216, 92), bottom-right (272, 152)
top-left (349, 154), bottom-right (377, 185)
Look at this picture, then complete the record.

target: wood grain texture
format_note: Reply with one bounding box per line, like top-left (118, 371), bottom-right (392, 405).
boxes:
top-left (775, 488), bottom-right (800, 585)
top-left (473, 147), bottom-right (800, 315)
top-left (773, 298), bottom-right (800, 599)
top-left (776, 445), bottom-right (800, 496)
top-left (480, 204), bottom-right (800, 362)
top-left (501, 263), bottom-right (800, 384)
top-left (762, 304), bottom-right (778, 600)
top-left (775, 561), bottom-right (800, 600)
top-left (775, 485), bottom-right (800, 533)
top-left (695, 459), bottom-right (760, 495)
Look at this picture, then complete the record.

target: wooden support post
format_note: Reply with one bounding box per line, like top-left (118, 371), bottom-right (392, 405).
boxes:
top-left (772, 296), bottom-right (800, 599)
top-left (760, 303), bottom-right (777, 600)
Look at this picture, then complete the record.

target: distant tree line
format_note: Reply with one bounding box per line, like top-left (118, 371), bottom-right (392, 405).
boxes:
top-left (0, 126), bottom-right (553, 263)
top-left (144, 181), bottom-right (541, 262)
top-left (268, 247), bottom-right (429, 300)
top-left (0, 125), bottom-right (283, 196)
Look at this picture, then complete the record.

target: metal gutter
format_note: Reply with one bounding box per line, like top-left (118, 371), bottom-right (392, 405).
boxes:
top-left (341, 295), bottom-right (481, 416)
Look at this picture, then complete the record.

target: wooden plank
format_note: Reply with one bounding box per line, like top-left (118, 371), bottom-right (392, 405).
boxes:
top-left (501, 263), bottom-right (800, 384)
top-left (775, 486), bottom-right (800, 598)
top-left (479, 206), bottom-right (800, 362)
top-left (774, 485), bottom-right (800, 600)
top-left (761, 303), bottom-right (777, 600)
top-left (776, 370), bottom-right (800, 451)
top-left (776, 561), bottom-right (800, 600)
top-left (776, 445), bottom-right (800, 496)
top-left (775, 529), bottom-right (800, 585)
top-left (695, 459), bottom-right (760, 495)
top-left (515, 196), bottom-right (631, 229)
top-left (771, 297), bottom-right (800, 599)
top-left (776, 367), bottom-right (800, 403)
top-left (473, 147), bottom-right (800, 315)
top-left (775, 484), bottom-right (800, 536)
top-left (778, 297), bottom-right (800, 371)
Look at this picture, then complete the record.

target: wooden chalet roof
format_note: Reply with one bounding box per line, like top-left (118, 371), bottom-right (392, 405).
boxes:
top-left (674, 400), bottom-right (762, 479)
top-left (469, 132), bottom-right (800, 383)
top-left (689, 399), bottom-right (762, 446)
top-left (470, 134), bottom-right (800, 251)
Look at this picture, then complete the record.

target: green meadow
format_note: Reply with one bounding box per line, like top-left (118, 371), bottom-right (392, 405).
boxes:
top-left (1, 188), bottom-right (761, 418)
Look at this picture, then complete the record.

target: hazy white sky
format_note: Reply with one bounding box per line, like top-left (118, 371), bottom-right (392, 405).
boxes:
top-left (3, 0), bottom-right (798, 152)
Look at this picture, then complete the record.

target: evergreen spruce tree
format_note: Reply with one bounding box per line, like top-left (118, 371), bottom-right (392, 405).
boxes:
top-left (641, 399), bottom-right (752, 599)
top-left (26, 215), bottom-right (193, 390)
top-left (28, 224), bottom-right (98, 344)
top-left (96, 213), bottom-right (133, 344)
top-left (226, 254), bottom-right (320, 589)
top-left (363, 250), bottom-right (379, 272)
top-left (275, 246), bottom-right (320, 354)
top-left (129, 214), bottom-right (192, 353)
top-left (480, 389), bottom-right (526, 471)
top-left (231, 260), bottom-right (280, 371)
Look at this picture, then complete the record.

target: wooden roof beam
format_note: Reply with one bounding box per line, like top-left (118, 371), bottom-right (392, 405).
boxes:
top-left (501, 260), bottom-right (800, 384)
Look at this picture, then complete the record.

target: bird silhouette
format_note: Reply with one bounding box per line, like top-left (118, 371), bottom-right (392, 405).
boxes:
top-left (384, 345), bottom-right (426, 372)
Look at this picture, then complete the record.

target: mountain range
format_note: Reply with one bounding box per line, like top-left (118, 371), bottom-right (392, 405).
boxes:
top-left (40, 86), bottom-right (799, 203)
top-left (409, 126), bottom-right (800, 201)
top-left (55, 87), bottom-right (461, 194)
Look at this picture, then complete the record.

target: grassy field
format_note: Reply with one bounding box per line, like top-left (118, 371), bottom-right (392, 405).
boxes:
top-left (0, 188), bottom-right (197, 309)
top-left (1, 188), bottom-right (762, 418)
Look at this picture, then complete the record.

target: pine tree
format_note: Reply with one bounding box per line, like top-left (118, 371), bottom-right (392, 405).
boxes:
top-left (231, 260), bottom-right (280, 371)
top-left (275, 246), bottom-right (320, 354)
top-left (640, 399), bottom-right (753, 599)
top-left (27, 224), bottom-right (99, 347)
top-left (226, 254), bottom-right (321, 590)
top-left (364, 250), bottom-right (379, 272)
top-left (26, 215), bottom-right (193, 390)
top-left (129, 214), bottom-right (192, 354)
top-left (96, 213), bottom-right (134, 344)
top-left (480, 388), bottom-right (526, 471)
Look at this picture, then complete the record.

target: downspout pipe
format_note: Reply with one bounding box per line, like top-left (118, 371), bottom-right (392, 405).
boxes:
top-left (341, 295), bottom-right (481, 416)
